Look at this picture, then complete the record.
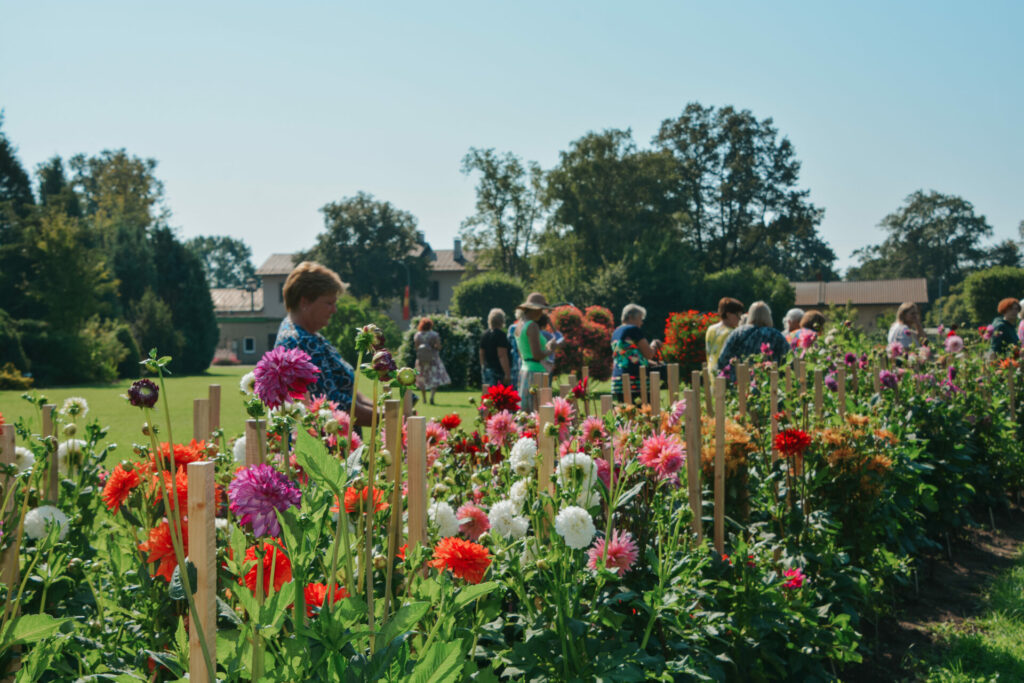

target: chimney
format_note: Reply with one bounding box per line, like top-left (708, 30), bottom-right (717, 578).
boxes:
top-left (453, 237), bottom-right (463, 263)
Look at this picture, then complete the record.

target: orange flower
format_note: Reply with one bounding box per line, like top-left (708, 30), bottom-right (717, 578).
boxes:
top-left (303, 582), bottom-right (349, 617)
top-left (241, 541), bottom-right (292, 596)
top-left (341, 486), bottom-right (389, 514)
top-left (102, 464), bottom-right (141, 512)
top-left (157, 440), bottom-right (207, 470)
top-left (139, 519), bottom-right (188, 582)
top-left (150, 467), bottom-right (189, 514)
top-left (427, 537), bottom-right (492, 584)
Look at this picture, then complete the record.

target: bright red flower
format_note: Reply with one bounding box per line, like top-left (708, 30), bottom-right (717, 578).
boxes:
top-left (427, 537), bottom-right (492, 584)
top-left (774, 429), bottom-right (812, 457)
top-left (482, 384), bottom-right (520, 414)
top-left (139, 519), bottom-right (188, 582)
top-left (572, 378), bottom-right (589, 399)
top-left (440, 413), bottom-right (461, 430)
top-left (304, 582), bottom-right (349, 617)
top-left (783, 567), bottom-right (805, 589)
top-left (102, 464), bottom-right (141, 512)
top-left (241, 541), bottom-right (292, 596)
top-left (342, 486), bottom-right (388, 514)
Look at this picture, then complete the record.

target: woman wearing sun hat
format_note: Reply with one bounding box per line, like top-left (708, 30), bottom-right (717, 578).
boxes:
top-left (990, 297), bottom-right (1021, 355)
top-left (514, 292), bottom-right (557, 412)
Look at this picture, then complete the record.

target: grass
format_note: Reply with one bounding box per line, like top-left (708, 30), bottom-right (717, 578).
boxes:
top-left (917, 552), bottom-right (1024, 682)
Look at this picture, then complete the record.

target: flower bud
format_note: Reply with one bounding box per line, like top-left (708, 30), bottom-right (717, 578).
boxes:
top-left (127, 378), bottom-right (159, 408)
top-left (62, 423), bottom-right (77, 437)
top-left (373, 554), bottom-right (387, 570)
top-left (379, 449), bottom-right (392, 467)
top-left (324, 419), bottom-right (340, 434)
top-left (372, 350), bottom-right (397, 376)
top-left (396, 367), bottom-right (417, 386)
top-left (432, 483), bottom-right (449, 496)
top-left (141, 423), bottom-right (152, 436)
top-left (536, 559), bottom-right (549, 570)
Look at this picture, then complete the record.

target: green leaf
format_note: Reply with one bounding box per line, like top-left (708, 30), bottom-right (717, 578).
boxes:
top-left (174, 616), bottom-right (188, 659)
top-left (615, 482), bottom-right (645, 510)
top-left (408, 640), bottom-right (464, 683)
top-left (294, 429), bottom-right (348, 495)
top-left (6, 613), bottom-right (67, 645)
top-left (376, 601), bottom-right (430, 649)
top-left (452, 581), bottom-right (499, 610)
top-left (168, 559), bottom-right (198, 601)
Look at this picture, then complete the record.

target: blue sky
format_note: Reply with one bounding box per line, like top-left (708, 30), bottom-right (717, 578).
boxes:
top-left (2, 1), bottom-right (1021, 274)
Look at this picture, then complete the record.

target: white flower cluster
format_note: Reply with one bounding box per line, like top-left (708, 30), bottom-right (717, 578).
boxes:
top-left (509, 479), bottom-right (530, 510)
top-left (556, 452), bottom-right (602, 508)
top-left (24, 505), bottom-right (69, 541)
top-left (56, 439), bottom-right (85, 474)
top-left (61, 396), bottom-right (89, 419)
top-left (239, 372), bottom-right (256, 395)
top-left (232, 436), bottom-right (247, 464)
top-left (488, 499), bottom-right (529, 539)
top-left (14, 446), bottom-right (34, 473)
top-left (509, 437), bottom-right (537, 477)
top-left (428, 501), bottom-right (460, 537)
top-left (554, 505), bottom-right (596, 549)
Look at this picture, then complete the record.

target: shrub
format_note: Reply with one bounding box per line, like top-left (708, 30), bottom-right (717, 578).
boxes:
top-left (212, 349), bottom-right (242, 366)
top-left (0, 308), bottom-right (28, 373)
top-left (130, 289), bottom-right (185, 369)
top-left (960, 266), bottom-right (1024, 325)
top-left (398, 315), bottom-right (485, 389)
top-left (450, 272), bottom-right (526, 322)
top-left (699, 266), bottom-right (795, 322)
top-left (322, 295), bottom-right (402, 364)
top-left (550, 305), bottom-right (614, 380)
top-left (114, 323), bottom-right (142, 379)
top-left (0, 362), bottom-right (32, 390)
top-left (80, 317), bottom-right (131, 384)
top-left (662, 310), bottom-right (719, 377)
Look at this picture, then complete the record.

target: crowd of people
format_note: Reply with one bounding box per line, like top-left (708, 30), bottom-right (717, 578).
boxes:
top-left (270, 261), bottom-right (1024, 416)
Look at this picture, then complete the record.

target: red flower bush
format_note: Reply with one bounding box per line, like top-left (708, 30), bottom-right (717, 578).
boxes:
top-left (662, 310), bottom-right (718, 377)
top-left (551, 305), bottom-right (614, 381)
top-left (481, 384), bottom-right (520, 415)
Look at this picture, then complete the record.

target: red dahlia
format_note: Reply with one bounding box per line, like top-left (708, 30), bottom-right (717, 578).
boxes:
top-left (774, 429), bottom-right (812, 457)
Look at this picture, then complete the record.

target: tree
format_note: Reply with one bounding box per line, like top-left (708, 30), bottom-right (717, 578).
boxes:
top-left (304, 192), bottom-right (430, 305)
top-left (848, 191), bottom-right (995, 301)
top-left (0, 117), bottom-right (35, 306)
top-left (450, 271), bottom-right (525, 322)
top-left (654, 103), bottom-right (835, 279)
top-left (130, 288), bottom-right (185, 364)
top-left (459, 148), bottom-right (543, 279)
top-left (321, 296), bottom-right (401, 366)
top-left (186, 235), bottom-right (257, 288)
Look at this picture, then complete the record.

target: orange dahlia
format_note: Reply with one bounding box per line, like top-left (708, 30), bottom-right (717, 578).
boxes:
top-left (150, 467), bottom-right (189, 514)
top-left (241, 540), bottom-right (292, 596)
top-left (427, 537), bottom-right (491, 584)
top-left (139, 519), bottom-right (188, 582)
top-left (341, 486), bottom-right (389, 514)
top-left (303, 582), bottom-right (349, 617)
top-left (102, 463), bottom-right (141, 512)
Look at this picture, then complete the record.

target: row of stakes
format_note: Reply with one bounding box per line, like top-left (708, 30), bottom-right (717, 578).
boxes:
top-left (0, 356), bottom-right (1015, 681)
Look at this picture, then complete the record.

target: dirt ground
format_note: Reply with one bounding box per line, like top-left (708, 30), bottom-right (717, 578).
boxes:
top-left (843, 503), bottom-right (1024, 682)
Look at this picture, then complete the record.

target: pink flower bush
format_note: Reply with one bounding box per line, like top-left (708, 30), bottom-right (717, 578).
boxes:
top-left (944, 334), bottom-right (964, 354)
top-left (456, 503), bottom-right (490, 540)
top-left (783, 567), bottom-right (805, 589)
top-left (586, 530), bottom-right (638, 576)
top-left (486, 410), bottom-right (516, 445)
top-left (254, 347), bottom-right (320, 409)
top-left (638, 433), bottom-right (685, 480)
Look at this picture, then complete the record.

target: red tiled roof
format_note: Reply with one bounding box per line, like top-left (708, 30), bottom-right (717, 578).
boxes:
top-left (211, 287), bottom-right (263, 313)
top-left (792, 279), bottom-right (928, 307)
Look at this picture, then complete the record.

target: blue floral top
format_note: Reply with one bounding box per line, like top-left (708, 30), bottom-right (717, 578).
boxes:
top-left (274, 317), bottom-right (355, 410)
top-left (715, 325), bottom-right (791, 377)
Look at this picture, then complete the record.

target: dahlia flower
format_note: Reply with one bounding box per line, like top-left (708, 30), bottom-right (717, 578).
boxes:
top-left (556, 452), bottom-right (598, 490)
top-left (456, 503), bottom-right (490, 540)
top-left (232, 436), bottom-right (247, 464)
top-left (486, 410), bottom-right (517, 445)
top-left (586, 530), bottom-right (638, 576)
top-left (239, 371), bottom-right (256, 394)
top-left (127, 379), bottom-right (159, 408)
top-left (429, 501), bottom-right (460, 537)
top-left (102, 464), bottom-right (141, 512)
top-left (254, 346), bottom-right (320, 409)
top-left (61, 396), bottom-right (88, 419)
top-left (554, 505), bottom-right (596, 550)
top-left (228, 464), bottom-right (302, 538)
top-left (773, 429), bottom-right (812, 457)
top-left (509, 437), bottom-right (537, 477)
top-left (304, 582), bottom-right (349, 617)
top-left (242, 541), bottom-right (292, 596)
top-left (944, 334), bottom-right (964, 354)
top-left (508, 479), bottom-right (530, 510)
top-left (14, 446), bottom-right (34, 473)
top-left (581, 417), bottom-right (607, 443)
top-left (139, 519), bottom-right (186, 581)
top-left (638, 433), bottom-right (685, 480)
top-left (488, 499), bottom-right (528, 539)
top-left (24, 505), bottom-right (69, 541)
top-left (428, 537), bottom-right (492, 584)
top-left (782, 567), bottom-right (805, 589)
top-left (879, 370), bottom-right (899, 390)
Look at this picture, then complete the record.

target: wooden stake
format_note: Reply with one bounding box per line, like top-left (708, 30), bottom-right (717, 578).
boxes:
top-left (713, 377), bottom-right (726, 555)
top-left (193, 398), bottom-right (210, 442)
top-left (383, 399), bottom-right (402, 619)
top-left (622, 376), bottom-right (632, 406)
top-left (537, 405), bottom-right (556, 498)
top-left (0, 426), bottom-right (18, 589)
top-left (638, 366), bottom-right (648, 407)
top-left (797, 358), bottom-right (807, 395)
top-left (187, 461), bottom-right (216, 683)
top-left (649, 371), bottom-right (661, 415)
top-left (244, 419), bottom-right (266, 467)
top-left (405, 417), bottom-right (428, 552)
top-left (541, 373), bottom-right (550, 389)
top-left (532, 372), bottom-right (543, 389)
top-left (769, 368), bottom-right (779, 461)
top-left (667, 363), bottom-right (679, 405)
top-left (813, 369), bottom-right (824, 423)
top-left (600, 394), bottom-right (613, 416)
top-left (703, 365), bottom-right (713, 414)
top-left (785, 364), bottom-right (793, 393)
top-left (537, 387), bottom-right (553, 408)
top-left (737, 363), bottom-right (749, 416)
top-left (42, 404), bottom-right (58, 503)
top-left (559, 383), bottom-right (572, 402)
top-left (567, 373), bottom-right (577, 387)
top-left (1008, 370), bottom-right (1016, 422)
top-left (207, 384), bottom-right (221, 434)
top-left (837, 367), bottom-right (847, 418)
top-left (683, 389), bottom-right (703, 542)
top-left (582, 366), bottom-right (589, 383)
top-left (872, 362), bottom-right (882, 393)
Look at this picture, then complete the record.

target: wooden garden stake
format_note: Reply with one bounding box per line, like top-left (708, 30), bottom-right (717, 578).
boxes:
top-left (713, 377), bottom-right (726, 555)
top-left (405, 417), bottom-right (428, 552)
top-left (559, 383), bottom-right (572, 404)
top-left (567, 373), bottom-right (577, 387)
top-left (1008, 370), bottom-right (1016, 422)
top-left (537, 405), bottom-right (556, 498)
top-left (785, 364), bottom-right (793, 393)
top-left (42, 404), bottom-right (58, 502)
top-left (538, 387), bottom-right (553, 408)
top-left (703, 365), bottom-right (713, 414)
top-left (541, 373), bottom-right (550, 389)
top-left (0, 426), bottom-right (18, 589)
top-left (193, 398), bottom-right (210, 442)
top-left (797, 358), bottom-right (807, 395)
top-left (383, 400), bottom-right (403, 620)
top-left (622, 376), bottom-right (632, 406)
top-left (872, 363), bottom-right (882, 394)
top-left (813, 369), bottom-right (824, 423)
top-left (639, 366), bottom-right (648, 407)
top-left (649, 371), bottom-right (661, 415)
top-left (582, 366), bottom-right (589, 383)
top-left (683, 389), bottom-right (703, 542)
top-left (187, 461), bottom-right (216, 683)
top-left (244, 419), bottom-right (266, 466)
top-left (207, 384), bottom-right (221, 434)
top-left (667, 363), bottom-right (679, 404)
top-left (532, 372), bottom-right (543, 390)
top-left (769, 368), bottom-right (779, 461)
top-left (737, 364), bottom-right (749, 417)
top-left (837, 367), bottom-right (847, 419)
top-left (600, 394), bottom-right (613, 416)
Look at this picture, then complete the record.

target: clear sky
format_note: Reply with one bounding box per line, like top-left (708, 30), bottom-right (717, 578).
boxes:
top-left (2, 0), bottom-right (1021, 274)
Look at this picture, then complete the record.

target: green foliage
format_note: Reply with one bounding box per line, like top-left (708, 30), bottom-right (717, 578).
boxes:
top-left (0, 308), bottom-right (28, 372)
top-left (449, 271), bottom-right (525, 322)
top-left (322, 295), bottom-right (402, 365)
top-left (929, 290), bottom-right (975, 328)
top-left (960, 266), bottom-right (1024, 325)
top-left (699, 265), bottom-right (796, 323)
top-left (398, 315), bottom-right (485, 389)
top-left (0, 362), bottom-right (32, 390)
top-left (79, 317), bottom-right (131, 384)
top-left (305, 192), bottom-right (431, 305)
top-left (130, 288), bottom-right (185, 368)
top-left (186, 234), bottom-right (257, 288)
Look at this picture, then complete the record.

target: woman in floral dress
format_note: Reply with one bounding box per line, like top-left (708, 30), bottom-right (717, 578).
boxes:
top-left (414, 318), bottom-right (451, 404)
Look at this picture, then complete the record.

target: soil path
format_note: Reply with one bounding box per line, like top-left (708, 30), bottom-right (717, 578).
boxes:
top-left (844, 503), bottom-right (1024, 681)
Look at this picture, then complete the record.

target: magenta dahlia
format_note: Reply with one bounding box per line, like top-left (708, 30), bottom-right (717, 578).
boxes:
top-left (638, 433), bottom-right (685, 480)
top-left (586, 529), bottom-right (638, 576)
top-left (228, 464), bottom-right (302, 538)
top-left (254, 346), bottom-right (320, 409)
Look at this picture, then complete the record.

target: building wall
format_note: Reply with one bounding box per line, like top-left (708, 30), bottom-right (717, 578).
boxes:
top-left (217, 318), bottom-right (282, 362)
top-left (262, 274), bottom-right (288, 319)
top-left (387, 271), bottom-right (467, 330)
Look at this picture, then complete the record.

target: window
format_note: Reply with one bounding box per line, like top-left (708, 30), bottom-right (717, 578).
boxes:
top-left (429, 280), bottom-right (440, 301)
top-left (243, 337), bottom-right (255, 354)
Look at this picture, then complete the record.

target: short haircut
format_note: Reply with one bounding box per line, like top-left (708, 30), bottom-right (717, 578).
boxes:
top-left (998, 298), bottom-right (1020, 315)
top-left (621, 303), bottom-right (647, 324)
top-left (747, 301), bottom-right (773, 327)
top-left (718, 297), bottom-right (745, 317)
top-left (418, 318), bottom-right (433, 332)
top-left (895, 302), bottom-right (918, 325)
top-left (800, 310), bottom-right (826, 331)
top-left (783, 308), bottom-right (805, 326)
top-left (487, 308), bottom-right (506, 330)
top-left (282, 261), bottom-right (345, 312)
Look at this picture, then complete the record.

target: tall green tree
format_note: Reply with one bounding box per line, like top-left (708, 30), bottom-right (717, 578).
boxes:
top-left (36, 156), bottom-right (82, 217)
top-left (0, 116), bottom-right (35, 308)
top-left (848, 190), bottom-right (995, 301)
top-left (303, 192), bottom-right (430, 305)
top-left (654, 103), bottom-right (835, 279)
top-left (459, 148), bottom-right (543, 279)
top-left (186, 235), bottom-right (257, 288)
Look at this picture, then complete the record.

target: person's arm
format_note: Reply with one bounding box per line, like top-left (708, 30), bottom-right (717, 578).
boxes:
top-left (498, 347), bottom-right (511, 381)
top-left (353, 392), bottom-right (376, 428)
top-left (479, 346), bottom-right (486, 369)
top-left (637, 338), bottom-right (657, 360)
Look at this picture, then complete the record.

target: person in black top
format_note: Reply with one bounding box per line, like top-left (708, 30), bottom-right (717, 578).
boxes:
top-left (479, 308), bottom-right (512, 387)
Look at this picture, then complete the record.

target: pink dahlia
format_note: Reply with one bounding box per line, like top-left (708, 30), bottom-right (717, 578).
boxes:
top-left (581, 417), bottom-right (607, 444)
top-left (944, 334), bottom-right (964, 354)
top-left (425, 421), bottom-right (449, 446)
top-left (486, 410), bottom-right (516, 445)
top-left (228, 464), bottom-right (302, 538)
top-left (586, 530), bottom-right (638, 576)
top-left (782, 567), bottom-right (805, 589)
top-left (254, 347), bottom-right (320, 409)
top-left (638, 433), bottom-right (685, 480)
top-left (456, 503), bottom-right (490, 541)
top-left (551, 398), bottom-right (574, 440)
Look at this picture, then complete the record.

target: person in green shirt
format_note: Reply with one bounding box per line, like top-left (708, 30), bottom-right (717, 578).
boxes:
top-left (514, 292), bottom-right (558, 412)
top-left (705, 297), bottom-right (745, 372)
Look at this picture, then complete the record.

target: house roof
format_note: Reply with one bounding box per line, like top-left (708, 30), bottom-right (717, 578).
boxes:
top-left (211, 287), bottom-right (263, 313)
top-left (256, 253), bottom-right (299, 276)
top-left (431, 248), bottom-right (479, 271)
top-left (792, 278), bottom-right (928, 307)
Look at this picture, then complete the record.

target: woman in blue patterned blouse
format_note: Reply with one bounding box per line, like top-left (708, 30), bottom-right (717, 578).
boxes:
top-left (715, 300), bottom-right (791, 380)
top-left (274, 261), bottom-right (376, 427)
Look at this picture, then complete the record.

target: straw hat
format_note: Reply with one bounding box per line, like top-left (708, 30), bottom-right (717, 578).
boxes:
top-left (516, 292), bottom-right (552, 312)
